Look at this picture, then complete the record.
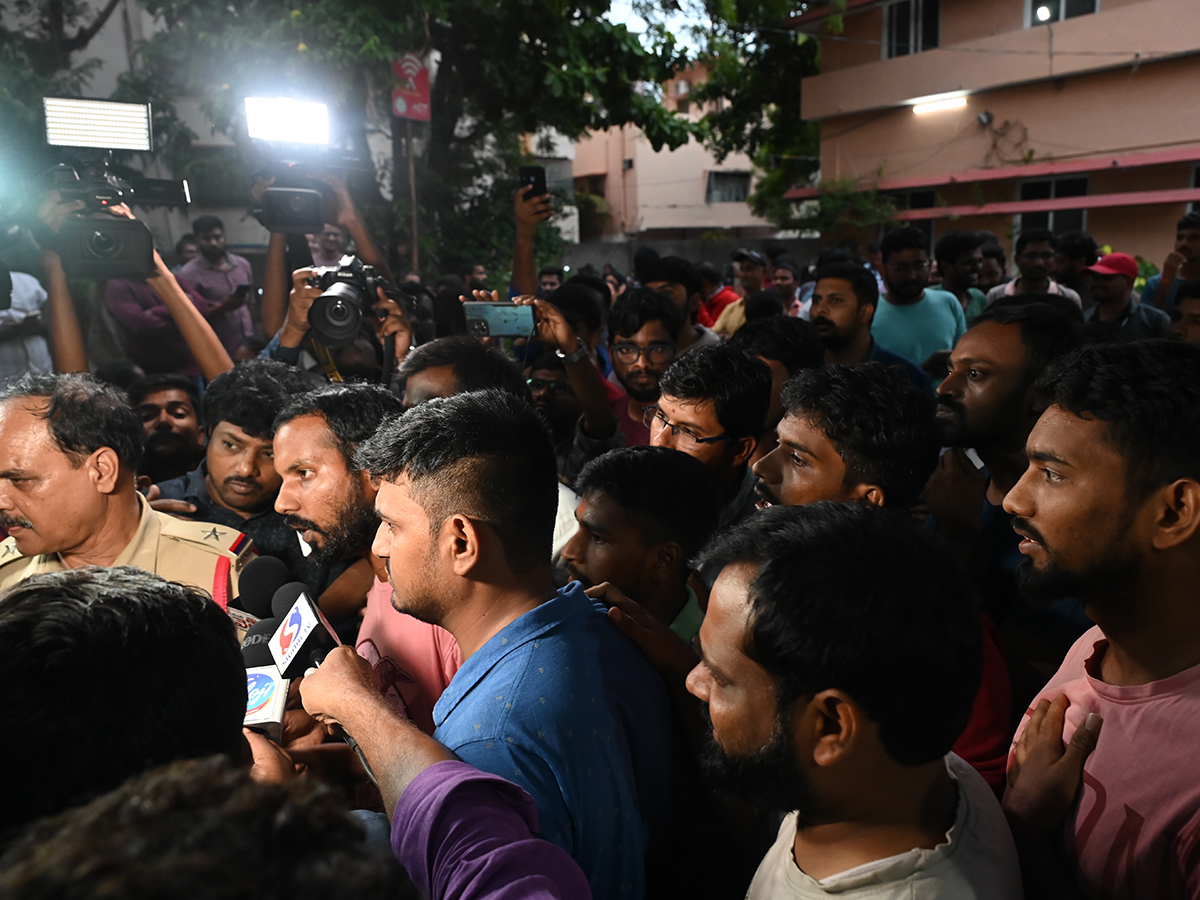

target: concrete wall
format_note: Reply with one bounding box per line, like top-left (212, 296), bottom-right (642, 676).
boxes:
top-left (560, 237), bottom-right (819, 279)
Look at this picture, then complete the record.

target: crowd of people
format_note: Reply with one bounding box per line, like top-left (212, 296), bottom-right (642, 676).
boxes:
top-left (1, 183), bottom-right (1199, 900)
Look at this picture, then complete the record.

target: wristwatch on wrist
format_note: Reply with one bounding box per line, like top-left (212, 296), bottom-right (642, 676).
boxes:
top-left (557, 337), bottom-right (590, 365)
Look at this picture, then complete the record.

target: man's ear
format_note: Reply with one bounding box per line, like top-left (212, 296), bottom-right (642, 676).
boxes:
top-left (445, 513), bottom-right (483, 576)
top-left (843, 481), bottom-right (886, 508)
top-left (357, 468), bottom-right (378, 504)
top-left (647, 541), bottom-right (682, 586)
top-left (1149, 479), bottom-right (1200, 551)
top-left (731, 436), bottom-right (757, 469)
top-left (89, 447), bottom-right (122, 495)
top-left (857, 301), bottom-right (876, 326)
top-left (796, 689), bottom-right (862, 768)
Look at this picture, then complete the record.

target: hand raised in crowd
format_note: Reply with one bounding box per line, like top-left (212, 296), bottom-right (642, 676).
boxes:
top-left (309, 171), bottom-right (359, 227)
top-left (513, 294), bottom-right (578, 355)
top-left (280, 267), bottom-right (321, 347)
top-left (371, 286), bottom-right (413, 349)
top-left (514, 183), bottom-right (553, 238)
top-left (587, 582), bottom-right (699, 681)
top-left (1004, 694), bottom-right (1102, 833)
top-left (1162, 249), bottom-right (1186, 284)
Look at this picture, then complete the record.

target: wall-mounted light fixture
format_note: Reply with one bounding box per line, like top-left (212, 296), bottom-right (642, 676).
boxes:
top-left (978, 111), bottom-right (995, 127)
top-left (913, 96), bottom-right (967, 115)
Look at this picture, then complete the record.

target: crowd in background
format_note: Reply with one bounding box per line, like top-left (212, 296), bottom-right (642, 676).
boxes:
top-left (1, 183), bottom-right (1199, 900)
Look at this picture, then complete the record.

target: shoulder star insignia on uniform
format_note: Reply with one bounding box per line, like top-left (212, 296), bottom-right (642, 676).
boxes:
top-left (202, 528), bottom-right (225, 541)
top-left (1, 544), bottom-right (16, 557)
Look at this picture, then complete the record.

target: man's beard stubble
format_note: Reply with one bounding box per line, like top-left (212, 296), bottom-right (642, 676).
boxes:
top-left (1012, 513), bottom-right (1140, 606)
top-left (699, 705), bottom-right (816, 816)
top-left (284, 479), bottom-right (379, 566)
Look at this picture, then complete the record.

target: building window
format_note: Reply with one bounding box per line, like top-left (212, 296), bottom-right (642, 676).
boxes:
top-left (1190, 163), bottom-right (1200, 213)
top-left (1017, 175), bottom-right (1088, 235)
top-left (707, 172), bottom-right (751, 204)
top-left (1028, 0), bottom-right (1097, 25)
top-left (885, 189), bottom-right (936, 244)
top-left (883, 0), bottom-right (939, 59)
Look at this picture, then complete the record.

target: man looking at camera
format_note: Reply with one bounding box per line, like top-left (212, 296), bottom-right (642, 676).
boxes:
top-left (178, 215), bottom-right (256, 356)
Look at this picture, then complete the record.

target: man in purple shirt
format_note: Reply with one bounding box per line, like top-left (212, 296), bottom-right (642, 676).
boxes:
top-left (177, 215), bottom-right (256, 355)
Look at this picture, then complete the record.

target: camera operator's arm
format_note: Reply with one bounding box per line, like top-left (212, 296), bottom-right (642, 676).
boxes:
top-left (261, 232), bottom-right (289, 337)
top-left (512, 185), bottom-right (552, 296)
top-left (146, 250), bottom-right (234, 379)
top-left (102, 204), bottom-right (234, 380)
top-left (312, 173), bottom-right (393, 282)
top-left (36, 193), bottom-right (88, 373)
top-left (515, 295), bottom-right (617, 440)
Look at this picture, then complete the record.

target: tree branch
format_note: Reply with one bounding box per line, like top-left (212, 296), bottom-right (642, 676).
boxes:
top-left (63, 0), bottom-right (124, 53)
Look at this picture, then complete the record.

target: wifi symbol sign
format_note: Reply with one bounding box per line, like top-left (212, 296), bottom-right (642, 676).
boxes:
top-left (398, 54), bottom-right (423, 80)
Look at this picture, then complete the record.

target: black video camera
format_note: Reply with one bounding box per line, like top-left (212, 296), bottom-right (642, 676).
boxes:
top-left (38, 99), bottom-right (190, 280)
top-left (306, 255), bottom-right (386, 348)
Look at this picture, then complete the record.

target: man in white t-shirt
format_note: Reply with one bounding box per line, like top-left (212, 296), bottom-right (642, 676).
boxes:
top-left (0, 269), bottom-right (52, 384)
top-left (685, 503), bottom-right (1021, 899)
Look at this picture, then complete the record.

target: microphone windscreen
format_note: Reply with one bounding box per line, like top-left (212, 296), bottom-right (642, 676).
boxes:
top-left (271, 582), bottom-right (312, 620)
top-left (241, 617), bottom-right (280, 667)
top-left (237, 556), bottom-right (293, 619)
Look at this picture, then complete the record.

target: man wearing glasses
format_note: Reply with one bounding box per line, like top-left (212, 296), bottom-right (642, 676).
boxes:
top-left (607, 289), bottom-right (685, 446)
top-left (646, 345), bottom-right (771, 532)
top-left (872, 226), bottom-right (967, 371)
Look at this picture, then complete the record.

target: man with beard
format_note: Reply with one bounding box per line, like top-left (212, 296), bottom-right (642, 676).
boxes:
top-left (985, 230), bottom-right (1081, 308)
top-left (809, 262), bottom-right (929, 390)
top-left (643, 256), bottom-right (723, 354)
top-left (924, 301), bottom-right (1087, 678)
top-left (934, 229), bottom-right (988, 319)
top-left (1082, 252), bottom-right (1169, 341)
top-left (358, 390), bottom-right (672, 900)
top-left (129, 374), bottom-right (206, 483)
top-left (607, 288), bottom-right (684, 445)
top-left (272, 383), bottom-right (461, 733)
top-left (562, 446), bottom-right (718, 644)
top-left (177, 215), bottom-right (256, 357)
top-left (152, 360), bottom-right (332, 593)
top-left (687, 503), bottom-right (1020, 898)
top-left (871, 227), bottom-right (967, 370)
top-left (1001, 341), bottom-right (1200, 899)
top-left (1141, 211), bottom-right (1200, 310)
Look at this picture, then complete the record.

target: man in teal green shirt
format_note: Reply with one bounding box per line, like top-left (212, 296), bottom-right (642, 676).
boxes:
top-left (935, 229), bottom-right (988, 320)
top-left (873, 226), bottom-right (967, 370)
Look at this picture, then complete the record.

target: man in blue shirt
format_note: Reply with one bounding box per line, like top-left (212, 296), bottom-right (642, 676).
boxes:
top-left (1140, 211), bottom-right (1200, 311)
top-left (872, 227), bottom-right (967, 370)
top-left (357, 390), bottom-right (672, 900)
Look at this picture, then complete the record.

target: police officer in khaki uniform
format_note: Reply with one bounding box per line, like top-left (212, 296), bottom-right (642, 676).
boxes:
top-left (0, 374), bottom-right (253, 603)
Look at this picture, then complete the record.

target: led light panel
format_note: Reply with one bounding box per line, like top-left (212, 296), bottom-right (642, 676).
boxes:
top-left (44, 98), bottom-right (152, 151)
top-left (244, 97), bottom-right (330, 145)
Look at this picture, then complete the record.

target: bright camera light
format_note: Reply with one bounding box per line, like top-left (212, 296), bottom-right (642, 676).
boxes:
top-left (1036, 5), bottom-right (1052, 21)
top-left (44, 98), bottom-right (152, 152)
top-left (244, 97), bottom-right (330, 145)
top-left (913, 96), bottom-right (968, 115)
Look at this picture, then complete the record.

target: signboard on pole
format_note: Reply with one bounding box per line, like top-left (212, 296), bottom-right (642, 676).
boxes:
top-left (391, 54), bottom-right (431, 121)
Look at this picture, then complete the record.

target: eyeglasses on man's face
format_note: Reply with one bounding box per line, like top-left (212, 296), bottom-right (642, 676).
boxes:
top-left (528, 377), bottom-right (574, 396)
top-left (612, 342), bottom-right (675, 366)
top-left (643, 405), bottom-right (735, 447)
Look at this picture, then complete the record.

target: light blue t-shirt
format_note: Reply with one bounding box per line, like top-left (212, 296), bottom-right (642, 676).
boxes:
top-left (1139, 274), bottom-right (1183, 311)
top-left (872, 287), bottom-right (967, 369)
top-left (432, 582), bottom-right (672, 900)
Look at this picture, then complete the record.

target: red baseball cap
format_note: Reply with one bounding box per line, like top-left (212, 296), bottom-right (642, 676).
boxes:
top-left (1085, 252), bottom-right (1138, 279)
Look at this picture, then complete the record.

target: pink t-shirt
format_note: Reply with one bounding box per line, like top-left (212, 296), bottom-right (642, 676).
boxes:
top-left (1007, 626), bottom-right (1200, 899)
top-left (356, 578), bottom-right (463, 735)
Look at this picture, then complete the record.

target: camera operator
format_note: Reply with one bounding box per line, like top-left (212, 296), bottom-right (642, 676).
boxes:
top-left (35, 195), bottom-right (234, 382)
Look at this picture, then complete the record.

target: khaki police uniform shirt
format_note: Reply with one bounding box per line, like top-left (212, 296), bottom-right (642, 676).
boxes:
top-left (0, 494), bottom-right (255, 603)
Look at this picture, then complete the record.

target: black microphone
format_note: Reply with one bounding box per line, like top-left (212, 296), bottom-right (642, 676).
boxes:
top-left (268, 582), bottom-right (341, 679)
top-left (237, 556), bottom-right (292, 619)
top-left (241, 617), bottom-right (281, 668)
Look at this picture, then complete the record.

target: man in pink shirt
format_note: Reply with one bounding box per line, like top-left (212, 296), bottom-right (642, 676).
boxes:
top-left (1002, 340), bottom-right (1200, 899)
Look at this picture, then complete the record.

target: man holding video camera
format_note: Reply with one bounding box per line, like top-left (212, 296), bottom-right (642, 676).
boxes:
top-left (178, 215), bottom-right (256, 357)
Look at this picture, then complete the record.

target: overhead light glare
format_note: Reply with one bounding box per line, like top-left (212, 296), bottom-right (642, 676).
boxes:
top-left (244, 97), bottom-right (330, 145)
top-left (44, 98), bottom-right (153, 151)
top-left (913, 96), bottom-right (968, 115)
top-left (1036, 5), bottom-right (1052, 21)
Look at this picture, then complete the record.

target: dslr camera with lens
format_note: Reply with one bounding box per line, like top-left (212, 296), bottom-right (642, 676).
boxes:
top-left (306, 255), bottom-right (387, 348)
